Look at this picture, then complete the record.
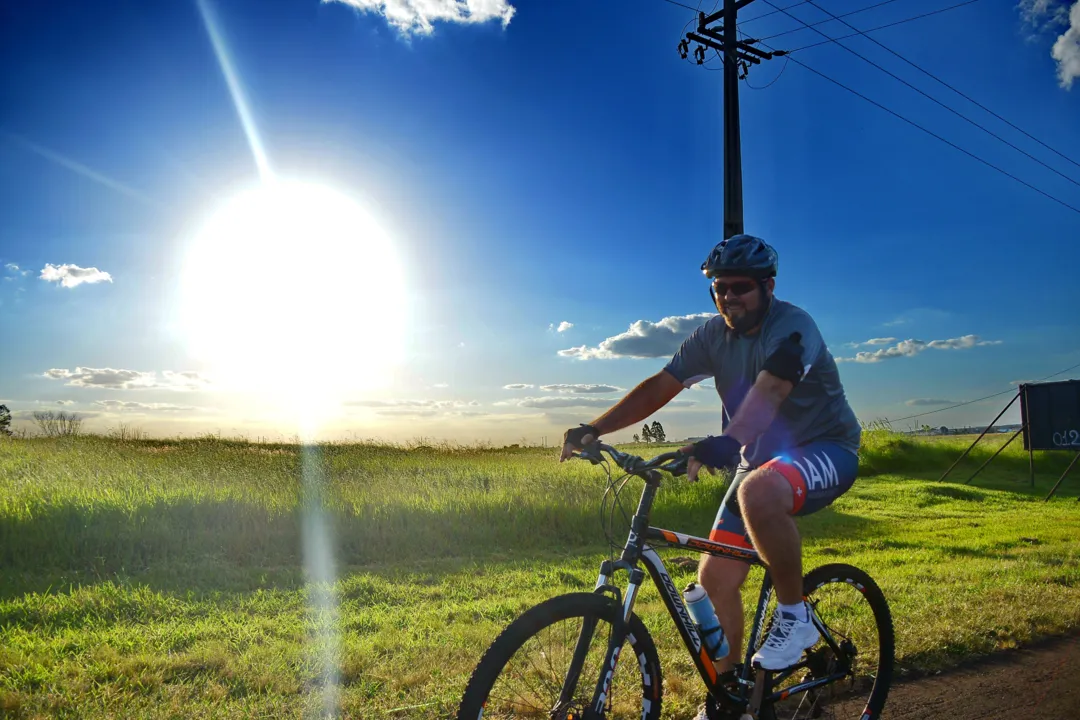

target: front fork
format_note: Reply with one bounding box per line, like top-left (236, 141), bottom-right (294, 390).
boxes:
top-left (561, 566), bottom-right (644, 719)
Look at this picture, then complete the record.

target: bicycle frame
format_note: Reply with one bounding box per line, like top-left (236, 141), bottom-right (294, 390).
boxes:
top-left (580, 466), bottom-right (853, 719)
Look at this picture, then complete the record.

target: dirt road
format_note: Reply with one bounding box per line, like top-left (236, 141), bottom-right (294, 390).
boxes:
top-left (830, 634), bottom-right (1080, 719)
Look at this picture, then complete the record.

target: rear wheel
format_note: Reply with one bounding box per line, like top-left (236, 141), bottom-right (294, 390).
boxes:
top-left (456, 592), bottom-right (663, 720)
top-left (760, 563), bottom-right (894, 720)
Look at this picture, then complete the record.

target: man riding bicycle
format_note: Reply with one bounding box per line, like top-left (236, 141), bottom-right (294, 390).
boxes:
top-left (559, 234), bottom-right (861, 707)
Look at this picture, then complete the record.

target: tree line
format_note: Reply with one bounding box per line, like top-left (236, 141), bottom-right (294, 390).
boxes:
top-left (633, 421), bottom-right (666, 444)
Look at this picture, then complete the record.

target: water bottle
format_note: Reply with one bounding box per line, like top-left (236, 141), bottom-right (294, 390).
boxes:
top-left (683, 582), bottom-right (729, 661)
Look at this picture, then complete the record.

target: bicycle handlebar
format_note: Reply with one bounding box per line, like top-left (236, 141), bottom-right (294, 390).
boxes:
top-left (574, 442), bottom-right (690, 478)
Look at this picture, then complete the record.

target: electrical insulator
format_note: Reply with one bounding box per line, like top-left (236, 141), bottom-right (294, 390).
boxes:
top-left (695, 45), bottom-right (706, 65)
top-left (678, 39), bottom-right (689, 59)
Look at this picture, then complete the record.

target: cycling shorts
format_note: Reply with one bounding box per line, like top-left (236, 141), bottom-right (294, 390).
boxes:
top-left (708, 441), bottom-right (858, 550)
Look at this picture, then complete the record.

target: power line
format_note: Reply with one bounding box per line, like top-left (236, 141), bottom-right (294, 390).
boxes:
top-left (784, 0), bottom-right (988, 52)
top-left (658, 0), bottom-right (699, 11)
top-left (750, 37), bottom-right (1080, 217)
top-left (800, 0), bottom-right (1080, 174)
top-left (752, 0), bottom-right (905, 41)
top-left (746, 55), bottom-right (790, 88)
top-left (739, 0), bottom-right (816, 25)
top-left (762, 0), bottom-right (1080, 191)
top-left (884, 359), bottom-right (1080, 424)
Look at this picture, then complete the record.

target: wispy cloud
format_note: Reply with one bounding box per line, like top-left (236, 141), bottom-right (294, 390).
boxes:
top-left (540, 384), bottom-right (622, 394)
top-left (345, 399), bottom-right (481, 416)
top-left (43, 367), bottom-right (211, 391)
top-left (94, 400), bottom-right (199, 413)
top-left (905, 398), bottom-right (958, 407)
top-left (40, 264), bottom-right (113, 288)
top-left (325, 0), bottom-right (515, 36)
top-left (3, 263), bottom-right (30, 277)
top-left (2, 132), bottom-right (162, 207)
top-left (1020, 0), bottom-right (1071, 29)
top-left (836, 335), bottom-right (1002, 363)
top-left (559, 313), bottom-right (714, 360)
top-left (509, 396), bottom-right (696, 410)
top-left (503, 383), bottom-right (534, 390)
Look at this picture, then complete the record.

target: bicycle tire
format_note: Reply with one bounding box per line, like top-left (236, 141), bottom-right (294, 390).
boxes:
top-left (456, 592), bottom-right (663, 720)
top-left (760, 563), bottom-right (894, 720)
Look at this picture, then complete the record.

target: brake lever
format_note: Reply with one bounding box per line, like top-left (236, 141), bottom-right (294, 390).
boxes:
top-left (574, 443), bottom-right (604, 465)
top-left (659, 453), bottom-right (690, 477)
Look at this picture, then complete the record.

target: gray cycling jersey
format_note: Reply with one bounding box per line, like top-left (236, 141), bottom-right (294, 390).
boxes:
top-left (663, 298), bottom-right (860, 467)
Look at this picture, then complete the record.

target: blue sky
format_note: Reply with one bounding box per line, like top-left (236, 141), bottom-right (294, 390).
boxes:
top-left (1, 0), bottom-right (1079, 443)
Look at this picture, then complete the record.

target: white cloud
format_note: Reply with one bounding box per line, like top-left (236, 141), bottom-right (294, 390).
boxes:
top-left (40, 263), bottom-right (113, 288)
top-left (1018, 0), bottom-right (1080, 87)
top-left (836, 335), bottom-right (1002, 363)
top-left (325, 0), bottom-right (515, 36)
top-left (550, 321), bottom-right (574, 333)
top-left (540, 383), bottom-right (622, 394)
top-left (865, 337), bottom-right (898, 346)
top-left (1052, 1), bottom-right (1080, 88)
top-left (905, 398), bottom-right (958, 407)
top-left (42, 367), bottom-right (211, 391)
top-left (432, 383), bottom-right (449, 388)
top-left (503, 383), bottom-right (534, 390)
top-left (559, 313), bottom-right (714, 360)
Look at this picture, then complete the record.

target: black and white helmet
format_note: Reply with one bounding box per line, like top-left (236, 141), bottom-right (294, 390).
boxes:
top-left (701, 234), bottom-right (778, 279)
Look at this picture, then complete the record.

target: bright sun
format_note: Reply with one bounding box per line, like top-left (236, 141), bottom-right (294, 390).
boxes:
top-left (180, 180), bottom-right (407, 427)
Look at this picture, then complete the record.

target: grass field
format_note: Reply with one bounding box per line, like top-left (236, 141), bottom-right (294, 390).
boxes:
top-left (1, 431), bottom-right (1079, 718)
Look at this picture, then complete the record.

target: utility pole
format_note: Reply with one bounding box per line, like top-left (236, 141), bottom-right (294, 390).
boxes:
top-left (680, 0), bottom-right (786, 240)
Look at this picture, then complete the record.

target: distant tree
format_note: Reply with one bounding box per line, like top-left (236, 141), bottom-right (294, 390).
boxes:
top-left (0, 404), bottom-right (11, 437)
top-left (650, 421), bottom-right (666, 443)
top-left (939, 426), bottom-right (949, 435)
top-left (633, 434), bottom-right (640, 443)
top-left (32, 410), bottom-right (83, 437)
top-left (642, 424), bottom-right (653, 443)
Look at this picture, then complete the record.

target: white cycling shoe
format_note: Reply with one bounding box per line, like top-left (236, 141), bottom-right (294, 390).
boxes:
top-left (751, 604), bottom-right (820, 671)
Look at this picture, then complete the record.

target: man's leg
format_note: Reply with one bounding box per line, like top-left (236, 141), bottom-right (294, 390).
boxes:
top-left (739, 444), bottom-right (861, 670)
top-left (737, 468), bottom-right (802, 605)
top-left (698, 554), bottom-right (750, 673)
top-left (699, 469), bottom-right (755, 673)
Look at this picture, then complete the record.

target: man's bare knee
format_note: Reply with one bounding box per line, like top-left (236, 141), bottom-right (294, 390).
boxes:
top-left (737, 468), bottom-right (793, 517)
top-left (698, 554), bottom-right (750, 595)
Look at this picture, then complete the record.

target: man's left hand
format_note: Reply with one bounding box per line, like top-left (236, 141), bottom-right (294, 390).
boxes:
top-left (679, 435), bottom-right (742, 483)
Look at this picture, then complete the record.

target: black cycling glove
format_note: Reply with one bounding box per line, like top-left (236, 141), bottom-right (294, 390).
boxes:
top-left (563, 424), bottom-right (600, 449)
top-left (691, 435), bottom-right (741, 470)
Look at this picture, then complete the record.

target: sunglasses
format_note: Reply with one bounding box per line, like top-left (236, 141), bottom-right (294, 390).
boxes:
top-left (711, 279), bottom-right (759, 297)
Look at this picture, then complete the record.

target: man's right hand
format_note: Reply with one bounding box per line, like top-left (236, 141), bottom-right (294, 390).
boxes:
top-left (559, 424), bottom-right (600, 462)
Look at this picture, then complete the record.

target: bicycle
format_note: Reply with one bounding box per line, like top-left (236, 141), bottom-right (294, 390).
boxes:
top-left (456, 442), bottom-right (894, 720)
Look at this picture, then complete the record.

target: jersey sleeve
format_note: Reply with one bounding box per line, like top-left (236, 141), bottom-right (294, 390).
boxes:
top-left (763, 308), bottom-right (824, 381)
top-left (663, 317), bottom-right (718, 388)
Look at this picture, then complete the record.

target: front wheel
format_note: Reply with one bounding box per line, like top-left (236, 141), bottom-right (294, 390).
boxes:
top-left (456, 592), bottom-right (663, 720)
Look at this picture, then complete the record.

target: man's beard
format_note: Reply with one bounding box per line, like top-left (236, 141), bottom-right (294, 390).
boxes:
top-left (718, 292), bottom-right (767, 334)
top-left (720, 305), bottom-right (762, 333)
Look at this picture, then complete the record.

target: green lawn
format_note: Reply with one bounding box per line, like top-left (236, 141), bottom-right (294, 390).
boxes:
top-left (1, 432), bottom-right (1078, 718)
